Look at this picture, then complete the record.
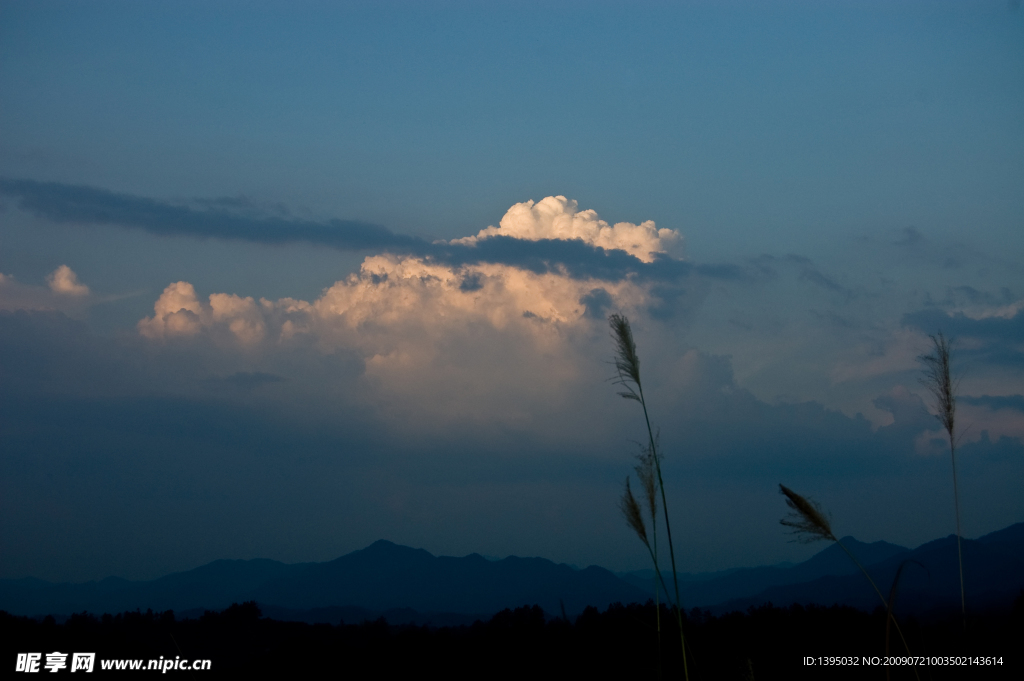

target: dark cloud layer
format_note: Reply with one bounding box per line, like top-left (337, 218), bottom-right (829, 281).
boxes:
top-left (1, 178), bottom-right (745, 285)
top-left (902, 308), bottom-right (1024, 367)
top-left (0, 177), bottom-right (421, 251)
top-left (960, 395), bottom-right (1024, 412)
top-left (750, 254), bottom-right (850, 295)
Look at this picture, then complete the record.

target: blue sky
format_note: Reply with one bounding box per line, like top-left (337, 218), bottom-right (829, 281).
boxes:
top-left (1, 1), bottom-right (1022, 583)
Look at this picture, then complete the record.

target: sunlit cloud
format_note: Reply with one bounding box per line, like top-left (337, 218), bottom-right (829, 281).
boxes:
top-left (0, 266), bottom-right (91, 313)
top-left (132, 198), bottom-right (686, 428)
top-left (452, 196), bottom-right (683, 263)
top-left (46, 265), bottom-right (90, 297)
top-left (138, 197), bottom-right (674, 349)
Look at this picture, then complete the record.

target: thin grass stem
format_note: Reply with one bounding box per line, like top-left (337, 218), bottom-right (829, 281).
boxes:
top-left (610, 314), bottom-right (689, 681)
top-left (920, 331), bottom-right (966, 630)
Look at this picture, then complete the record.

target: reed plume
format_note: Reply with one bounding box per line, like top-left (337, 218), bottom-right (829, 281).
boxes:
top-left (780, 484), bottom-right (835, 543)
top-left (621, 477), bottom-right (649, 546)
top-left (919, 331), bottom-right (966, 627)
top-left (778, 484), bottom-right (917, 675)
top-left (610, 314), bottom-right (688, 681)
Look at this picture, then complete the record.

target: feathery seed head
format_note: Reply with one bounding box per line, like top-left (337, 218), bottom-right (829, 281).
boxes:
top-left (621, 477), bottom-right (649, 547)
top-left (634, 441), bottom-right (658, 521)
top-left (919, 332), bottom-right (956, 438)
top-left (779, 484), bottom-right (836, 543)
top-left (609, 314), bottom-right (642, 402)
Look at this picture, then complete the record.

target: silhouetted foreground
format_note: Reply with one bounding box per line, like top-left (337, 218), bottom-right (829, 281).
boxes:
top-left (3, 597), bottom-right (1020, 678)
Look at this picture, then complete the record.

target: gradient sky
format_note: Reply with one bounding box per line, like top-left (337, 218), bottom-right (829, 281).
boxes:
top-left (1, 0), bottom-right (1022, 584)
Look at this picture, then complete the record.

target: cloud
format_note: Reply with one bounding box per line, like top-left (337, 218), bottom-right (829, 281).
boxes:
top-left (0, 266), bottom-right (91, 313)
top-left (830, 327), bottom-right (929, 385)
top-left (902, 307), bottom-right (1024, 367)
top-left (960, 394), bottom-right (1024, 411)
top-left (956, 397), bottom-right (1024, 448)
top-left (3, 179), bottom-right (731, 284)
top-left (134, 252), bottom-right (657, 429)
top-left (894, 226), bottom-right (924, 247)
top-left (138, 259), bottom-right (633, 344)
top-left (954, 298), bottom-right (1024, 321)
top-left (4, 296), bottom-right (1024, 582)
top-left (0, 177), bottom-right (423, 251)
top-left (872, 385), bottom-right (932, 432)
top-left (131, 194), bottom-right (696, 361)
top-left (872, 385), bottom-right (1024, 458)
top-left (432, 234), bottom-right (725, 285)
top-left (46, 265), bottom-right (90, 296)
top-left (777, 254), bottom-right (848, 295)
top-left (136, 282), bottom-right (205, 339)
top-left (97, 190), bottom-right (759, 430)
top-left (137, 282), bottom-right (269, 345)
top-left (210, 371), bottom-right (286, 390)
top-left (451, 196), bottom-right (683, 263)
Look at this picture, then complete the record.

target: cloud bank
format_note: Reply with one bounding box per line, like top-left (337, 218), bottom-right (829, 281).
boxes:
top-left (3, 190), bottom-right (1021, 582)
top-left (138, 257), bottom-right (648, 347)
top-left (2, 179), bottom-right (724, 283)
top-left (133, 227), bottom-right (660, 426)
top-left (133, 196), bottom-right (687, 369)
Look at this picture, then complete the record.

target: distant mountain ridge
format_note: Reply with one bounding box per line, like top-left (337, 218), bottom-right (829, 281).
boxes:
top-left (0, 540), bottom-right (648, 623)
top-left (2, 523), bottom-right (1021, 623)
top-left (708, 525), bottom-right (1024, 616)
top-left (623, 523), bottom-right (1024, 616)
top-left (620, 536), bottom-right (910, 607)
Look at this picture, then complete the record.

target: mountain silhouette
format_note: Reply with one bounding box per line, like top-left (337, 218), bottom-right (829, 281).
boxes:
top-left (0, 540), bottom-right (647, 622)
top-left (2, 523), bottom-right (1021, 622)
top-left (703, 523), bottom-right (1024, 615)
top-left (621, 536), bottom-right (910, 608)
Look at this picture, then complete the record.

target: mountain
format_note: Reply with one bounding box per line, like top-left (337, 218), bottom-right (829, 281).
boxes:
top-left (2, 523), bottom-right (1021, 622)
top-left (621, 537), bottom-right (910, 608)
top-left (0, 541), bottom-right (647, 622)
top-left (249, 541), bottom-right (647, 616)
top-left (706, 524), bottom-right (1024, 616)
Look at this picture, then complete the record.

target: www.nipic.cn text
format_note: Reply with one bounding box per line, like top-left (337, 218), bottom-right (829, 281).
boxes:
top-left (15, 652), bottom-right (212, 673)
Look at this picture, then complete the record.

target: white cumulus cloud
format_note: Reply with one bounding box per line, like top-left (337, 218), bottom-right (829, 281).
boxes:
top-left (138, 281), bottom-right (266, 344)
top-left (136, 257), bottom-right (650, 426)
top-left (0, 266), bottom-right (91, 312)
top-left (138, 197), bottom-right (672, 349)
top-left (46, 265), bottom-right (90, 296)
top-left (134, 197), bottom-right (687, 426)
top-left (451, 196), bottom-right (683, 263)
top-left (138, 255), bottom-right (645, 348)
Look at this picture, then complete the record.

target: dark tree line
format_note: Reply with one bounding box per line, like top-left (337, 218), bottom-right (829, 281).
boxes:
top-left (3, 596), bottom-right (1021, 679)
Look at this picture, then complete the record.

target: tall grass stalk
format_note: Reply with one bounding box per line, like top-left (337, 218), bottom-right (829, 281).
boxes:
top-left (919, 331), bottom-right (966, 628)
top-left (621, 443), bottom-right (664, 677)
top-left (620, 477), bottom-right (664, 677)
top-left (610, 314), bottom-right (688, 681)
top-left (779, 484), bottom-right (918, 679)
top-left (637, 443), bottom-right (662, 677)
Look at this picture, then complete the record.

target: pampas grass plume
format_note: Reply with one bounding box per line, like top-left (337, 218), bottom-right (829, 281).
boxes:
top-left (779, 484), bottom-right (836, 543)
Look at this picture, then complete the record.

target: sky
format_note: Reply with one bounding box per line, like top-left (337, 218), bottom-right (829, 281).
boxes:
top-left (1, 0), bottom-right (1022, 584)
